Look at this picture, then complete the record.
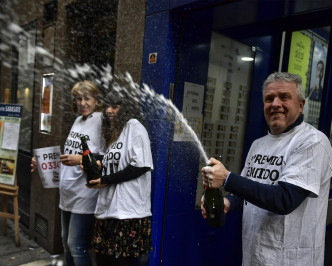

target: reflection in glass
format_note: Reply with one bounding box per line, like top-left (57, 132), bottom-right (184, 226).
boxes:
top-left (16, 23), bottom-right (36, 152)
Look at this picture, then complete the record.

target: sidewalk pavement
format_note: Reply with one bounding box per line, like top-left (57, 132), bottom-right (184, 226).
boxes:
top-left (0, 218), bottom-right (64, 266)
top-left (2, 215), bottom-right (332, 265)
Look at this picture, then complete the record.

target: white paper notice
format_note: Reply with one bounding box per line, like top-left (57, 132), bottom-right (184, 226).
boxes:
top-left (1, 122), bottom-right (20, 151)
top-left (33, 146), bottom-right (61, 188)
top-left (182, 82), bottom-right (204, 116)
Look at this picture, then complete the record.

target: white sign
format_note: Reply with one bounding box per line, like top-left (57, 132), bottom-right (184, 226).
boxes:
top-left (1, 122), bottom-right (20, 151)
top-left (33, 146), bottom-right (61, 188)
top-left (182, 82), bottom-right (204, 116)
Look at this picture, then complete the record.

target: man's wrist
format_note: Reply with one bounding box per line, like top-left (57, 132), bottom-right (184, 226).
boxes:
top-left (224, 171), bottom-right (231, 186)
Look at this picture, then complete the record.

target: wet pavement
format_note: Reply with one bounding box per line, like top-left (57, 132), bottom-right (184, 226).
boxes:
top-left (0, 218), bottom-right (64, 266)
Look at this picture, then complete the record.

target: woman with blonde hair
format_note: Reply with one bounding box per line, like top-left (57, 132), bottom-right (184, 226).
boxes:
top-left (32, 80), bottom-right (104, 266)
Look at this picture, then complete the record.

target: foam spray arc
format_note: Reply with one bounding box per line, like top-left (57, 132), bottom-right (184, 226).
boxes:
top-left (120, 71), bottom-right (209, 164)
top-left (65, 63), bottom-right (209, 163)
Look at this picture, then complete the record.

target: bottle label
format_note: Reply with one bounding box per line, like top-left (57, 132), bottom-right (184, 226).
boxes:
top-left (82, 150), bottom-right (91, 156)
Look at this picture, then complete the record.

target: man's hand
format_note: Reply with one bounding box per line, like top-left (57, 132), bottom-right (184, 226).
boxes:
top-left (201, 194), bottom-right (231, 219)
top-left (201, 195), bottom-right (207, 219)
top-left (201, 157), bottom-right (230, 189)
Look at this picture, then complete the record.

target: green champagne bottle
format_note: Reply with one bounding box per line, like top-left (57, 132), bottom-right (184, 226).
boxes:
top-left (204, 186), bottom-right (225, 227)
top-left (204, 160), bottom-right (226, 227)
top-left (80, 136), bottom-right (100, 186)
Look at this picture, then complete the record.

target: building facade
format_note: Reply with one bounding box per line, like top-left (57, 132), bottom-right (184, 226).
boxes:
top-left (1, 0), bottom-right (332, 265)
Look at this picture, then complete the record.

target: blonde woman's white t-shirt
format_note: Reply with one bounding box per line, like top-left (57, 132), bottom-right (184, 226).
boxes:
top-left (241, 122), bottom-right (332, 266)
top-left (59, 112), bottom-right (104, 214)
top-left (95, 119), bottom-right (153, 219)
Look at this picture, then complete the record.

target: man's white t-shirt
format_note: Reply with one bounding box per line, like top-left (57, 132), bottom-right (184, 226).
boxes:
top-left (241, 122), bottom-right (332, 266)
top-left (59, 112), bottom-right (104, 214)
top-left (95, 119), bottom-right (153, 220)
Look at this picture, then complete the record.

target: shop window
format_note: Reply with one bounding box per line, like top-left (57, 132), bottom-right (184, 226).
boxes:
top-left (15, 23), bottom-right (37, 152)
top-left (201, 32), bottom-right (254, 173)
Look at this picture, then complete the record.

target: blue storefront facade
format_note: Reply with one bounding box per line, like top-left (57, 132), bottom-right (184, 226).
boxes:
top-left (1, 0), bottom-right (332, 265)
top-left (141, 1), bottom-right (332, 265)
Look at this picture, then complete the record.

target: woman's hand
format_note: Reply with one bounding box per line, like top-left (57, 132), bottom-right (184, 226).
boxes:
top-left (80, 160), bottom-right (102, 174)
top-left (60, 154), bottom-right (82, 166)
top-left (86, 178), bottom-right (108, 189)
top-left (31, 157), bottom-right (37, 172)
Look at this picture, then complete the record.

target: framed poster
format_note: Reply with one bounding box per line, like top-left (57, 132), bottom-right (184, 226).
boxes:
top-left (0, 104), bottom-right (23, 185)
top-left (40, 73), bottom-right (54, 134)
top-left (287, 31), bottom-right (311, 89)
top-left (308, 42), bottom-right (327, 101)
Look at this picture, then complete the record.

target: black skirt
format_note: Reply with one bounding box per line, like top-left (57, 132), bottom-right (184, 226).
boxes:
top-left (92, 216), bottom-right (152, 258)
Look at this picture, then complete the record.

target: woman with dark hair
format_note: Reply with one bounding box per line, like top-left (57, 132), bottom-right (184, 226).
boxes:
top-left (87, 88), bottom-right (154, 266)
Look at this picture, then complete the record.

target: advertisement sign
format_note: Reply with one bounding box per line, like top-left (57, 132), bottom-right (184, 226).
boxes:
top-left (308, 42), bottom-right (327, 101)
top-left (0, 104), bottom-right (22, 185)
top-left (287, 31), bottom-right (311, 89)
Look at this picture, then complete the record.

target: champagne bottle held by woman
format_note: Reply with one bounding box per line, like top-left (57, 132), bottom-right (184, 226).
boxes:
top-left (81, 136), bottom-right (100, 186)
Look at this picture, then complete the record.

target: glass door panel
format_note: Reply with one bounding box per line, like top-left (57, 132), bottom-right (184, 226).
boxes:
top-left (195, 32), bottom-right (254, 206)
top-left (203, 32), bottom-right (254, 173)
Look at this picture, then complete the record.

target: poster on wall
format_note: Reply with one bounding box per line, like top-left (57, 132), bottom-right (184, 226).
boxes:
top-left (40, 73), bottom-right (54, 134)
top-left (0, 104), bottom-right (22, 185)
top-left (308, 42), bottom-right (327, 101)
top-left (287, 31), bottom-right (311, 90)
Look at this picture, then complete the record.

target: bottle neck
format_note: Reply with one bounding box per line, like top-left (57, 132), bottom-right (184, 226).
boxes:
top-left (82, 149), bottom-right (91, 156)
top-left (81, 137), bottom-right (89, 152)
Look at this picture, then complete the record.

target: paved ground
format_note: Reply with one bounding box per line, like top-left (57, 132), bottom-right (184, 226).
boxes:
top-left (0, 218), bottom-right (64, 266)
top-left (1, 215), bottom-right (332, 265)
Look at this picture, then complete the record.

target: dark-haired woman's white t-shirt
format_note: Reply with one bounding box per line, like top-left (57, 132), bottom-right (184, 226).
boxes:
top-left (95, 119), bottom-right (154, 219)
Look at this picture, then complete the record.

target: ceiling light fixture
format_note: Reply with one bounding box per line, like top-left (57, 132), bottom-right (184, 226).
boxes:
top-left (241, 57), bottom-right (254, 61)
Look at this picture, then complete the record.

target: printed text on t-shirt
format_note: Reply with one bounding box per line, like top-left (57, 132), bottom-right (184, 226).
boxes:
top-left (245, 154), bottom-right (284, 183)
top-left (103, 142), bottom-right (123, 175)
top-left (64, 131), bottom-right (91, 154)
